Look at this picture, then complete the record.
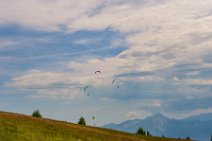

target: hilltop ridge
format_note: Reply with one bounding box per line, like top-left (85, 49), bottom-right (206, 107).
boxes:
top-left (0, 111), bottom-right (188, 141)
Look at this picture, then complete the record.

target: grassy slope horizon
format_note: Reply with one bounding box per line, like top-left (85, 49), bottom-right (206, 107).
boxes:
top-left (0, 111), bottom-right (188, 141)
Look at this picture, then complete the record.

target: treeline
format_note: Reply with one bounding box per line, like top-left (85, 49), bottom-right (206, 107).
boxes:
top-left (136, 127), bottom-right (193, 140)
top-left (136, 127), bottom-right (151, 136)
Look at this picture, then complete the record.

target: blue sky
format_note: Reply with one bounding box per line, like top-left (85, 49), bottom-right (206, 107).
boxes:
top-left (0, 0), bottom-right (212, 126)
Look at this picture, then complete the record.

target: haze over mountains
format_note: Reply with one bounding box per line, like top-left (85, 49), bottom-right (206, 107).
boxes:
top-left (103, 113), bottom-right (212, 141)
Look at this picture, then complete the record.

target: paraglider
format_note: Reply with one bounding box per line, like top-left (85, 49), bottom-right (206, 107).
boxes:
top-left (83, 86), bottom-right (90, 96)
top-left (112, 77), bottom-right (120, 88)
top-left (95, 71), bottom-right (101, 74)
top-left (84, 86), bottom-right (88, 93)
top-left (95, 70), bottom-right (101, 79)
top-left (92, 115), bottom-right (96, 126)
top-left (112, 78), bottom-right (118, 83)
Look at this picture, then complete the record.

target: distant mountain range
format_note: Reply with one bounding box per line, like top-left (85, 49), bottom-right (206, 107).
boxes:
top-left (103, 113), bottom-right (212, 141)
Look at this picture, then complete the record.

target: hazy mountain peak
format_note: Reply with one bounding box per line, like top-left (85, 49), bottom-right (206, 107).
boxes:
top-left (146, 113), bottom-right (169, 121)
top-left (183, 113), bottom-right (212, 121)
top-left (103, 113), bottom-right (212, 141)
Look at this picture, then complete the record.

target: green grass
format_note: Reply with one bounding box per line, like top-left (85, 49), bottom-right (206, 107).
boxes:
top-left (0, 111), bottom-right (188, 141)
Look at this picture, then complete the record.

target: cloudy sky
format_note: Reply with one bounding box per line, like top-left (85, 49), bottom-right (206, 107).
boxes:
top-left (0, 0), bottom-right (212, 126)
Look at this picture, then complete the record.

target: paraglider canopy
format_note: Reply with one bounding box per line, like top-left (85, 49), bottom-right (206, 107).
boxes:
top-left (84, 86), bottom-right (89, 93)
top-left (95, 71), bottom-right (101, 79)
top-left (83, 86), bottom-right (90, 96)
top-left (112, 78), bottom-right (118, 83)
top-left (95, 71), bottom-right (101, 74)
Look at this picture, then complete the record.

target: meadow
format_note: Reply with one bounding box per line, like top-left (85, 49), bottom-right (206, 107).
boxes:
top-left (0, 111), bottom-right (188, 141)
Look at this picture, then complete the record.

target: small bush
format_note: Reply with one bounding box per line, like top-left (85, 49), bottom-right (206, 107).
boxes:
top-left (162, 134), bottom-right (165, 138)
top-left (146, 130), bottom-right (151, 136)
top-left (136, 127), bottom-right (146, 135)
top-left (77, 116), bottom-right (86, 125)
top-left (186, 136), bottom-right (191, 140)
top-left (32, 109), bottom-right (42, 118)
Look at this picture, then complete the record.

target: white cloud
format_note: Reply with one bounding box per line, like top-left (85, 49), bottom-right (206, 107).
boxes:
top-left (72, 38), bottom-right (101, 45)
top-left (0, 39), bottom-right (18, 48)
top-left (164, 107), bottom-right (212, 119)
top-left (0, 0), bottom-right (100, 31)
top-left (68, 0), bottom-right (212, 71)
top-left (126, 111), bottom-right (139, 119)
top-left (5, 70), bottom-right (88, 99)
top-left (30, 88), bottom-right (84, 100)
top-left (7, 70), bottom-right (68, 88)
top-left (173, 76), bottom-right (180, 81)
top-left (111, 37), bottom-right (126, 48)
top-left (151, 100), bottom-right (163, 107)
top-left (181, 78), bottom-right (212, 85)
top-left (1, 1), bottom-right (212, 71)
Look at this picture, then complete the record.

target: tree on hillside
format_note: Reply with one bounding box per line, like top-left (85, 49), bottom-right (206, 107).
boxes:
top-left (77, 116), bottom-right (86, 125)
top-left (186, 136), bottom-right (191, 140)
top-left (146, 130), bottom-right (151, 136)
top-left (162, 134), bottom-right (165, 138)
top-left (210, 134), bottom-right (212, 141)
top-left (32, 109), bottom-right (42, 118)
top-left (136, 127), bottom-right (146, 135)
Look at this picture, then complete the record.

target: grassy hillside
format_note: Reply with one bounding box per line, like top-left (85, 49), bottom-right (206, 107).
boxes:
top-left (0, 111), bottom-right (188, 141)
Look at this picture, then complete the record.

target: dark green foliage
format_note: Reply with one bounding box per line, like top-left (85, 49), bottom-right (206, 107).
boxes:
top-left (211, 135), bottom-right (212, 141)
top-left (32, 109), bottom-right (42, 118)
top-left (136, 128), bottom-right (152, 136)
top-left (185, 136), bottom-right (191, 140)
top-left (136, 127), bottom-right (146, 135)
top-left (77, 116), bottom-right (86, 125)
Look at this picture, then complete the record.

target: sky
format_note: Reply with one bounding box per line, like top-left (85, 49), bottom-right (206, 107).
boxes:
top-left (0, 0), bottom-right (212, 126)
